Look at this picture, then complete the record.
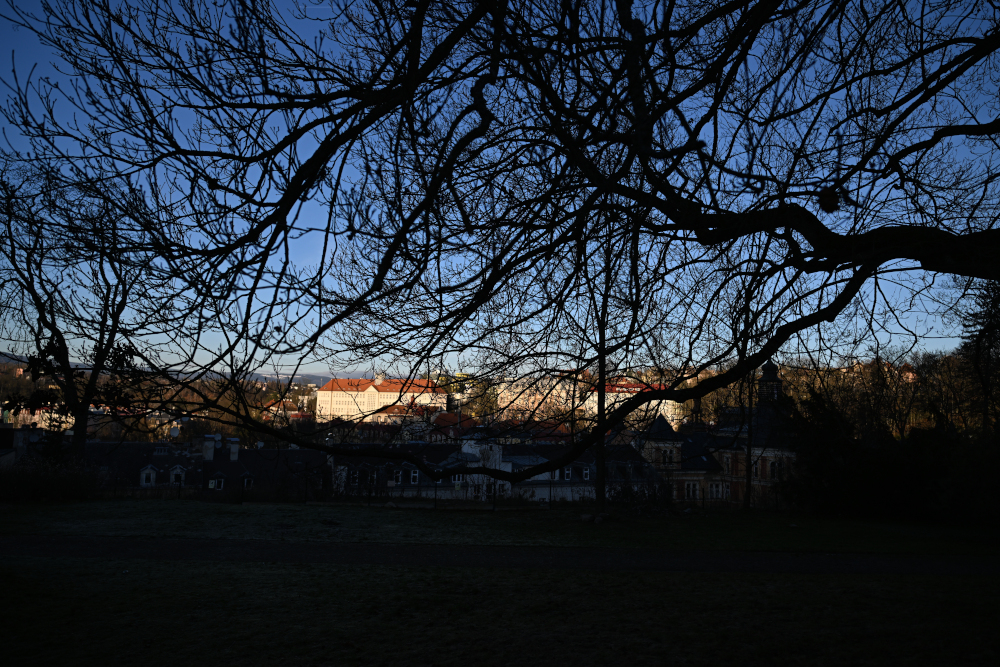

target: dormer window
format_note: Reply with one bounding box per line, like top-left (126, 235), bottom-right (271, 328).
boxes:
top-left (139, 466), bottom-right (157, 487)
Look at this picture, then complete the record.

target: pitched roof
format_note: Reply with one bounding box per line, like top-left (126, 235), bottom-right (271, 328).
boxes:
top-left (679, 435), bottom-right (724, 472)
top-left (317, 378), bottom-right (446, 394)
top-left (431, 412), bottom-right (479, 429)
top-left (644, 415), bottom-right (679, 441)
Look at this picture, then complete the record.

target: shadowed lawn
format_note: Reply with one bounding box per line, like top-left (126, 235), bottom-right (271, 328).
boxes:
top-left (2, 502), bottom-right (996, 665)
top-left (2, 555), bottom-right (996, 666)
top-left (1, 500), bottom-right (997, 555)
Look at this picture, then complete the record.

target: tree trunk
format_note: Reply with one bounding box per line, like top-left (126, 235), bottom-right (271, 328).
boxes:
top-left (594, 272), bottom-right (609, 514)
top-left (595, 356), bottom-right (607, 513)
top-left (743, 375), bottom-right (754, 510)
top-left (70, 407), bottom-right (89, 453)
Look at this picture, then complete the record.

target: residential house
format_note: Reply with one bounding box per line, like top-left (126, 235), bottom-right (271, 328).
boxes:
top-left (697, 360), bottom-right (796, 507)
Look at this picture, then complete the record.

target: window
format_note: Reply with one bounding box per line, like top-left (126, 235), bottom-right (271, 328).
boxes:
top-left (410, 469), bottom-right (419, 484)
top-left (215, 478), bottom-right (225, 490)
top-left (435, 469), bottom-right (442, 484)
top-left (173, 473), bottom-right (183, 484)
top-left (685, 482), bottom-right (698, 499)
top-left (564, 467), bottom-right (571, 481)
top-left (142, 472), bottom-right (152, 485)
top-left (770, 460), bottom-right (782, 479)
top-left (350, 470), bottom-right (359, 485)
top-left (244, 478), bottom-right (253, 489)
top-left (550, 470), bottom-right (558, 480)
top-left (583, 467), bottom-right (590, 481)
top-left (451, 473), bottom-right (464, 483)
top-left (753, 461), bottom-right (759, 478)
top-left (393, 469), bottom-right (402, 484)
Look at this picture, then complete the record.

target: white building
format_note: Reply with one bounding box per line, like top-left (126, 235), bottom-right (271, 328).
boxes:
top-left (583, 382), bottom-right (686, 427)
top-left (494, 373), bottom-right (584, 420)
top-left (314, 377), bottom-right (447, 423)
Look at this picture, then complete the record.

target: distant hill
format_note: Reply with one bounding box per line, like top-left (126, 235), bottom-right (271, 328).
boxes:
top-left (250, 372), bottom-right (333, 387)
top-left (1, 351), bottom-right (342, 386)
top-left (0, 351), bottom-right (88, 369)
top-left (0, 352), bottom-right (27, 364)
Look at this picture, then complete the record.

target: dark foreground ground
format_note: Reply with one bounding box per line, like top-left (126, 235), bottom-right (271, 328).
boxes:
top-left (1, 501), bottom-right (997, 666)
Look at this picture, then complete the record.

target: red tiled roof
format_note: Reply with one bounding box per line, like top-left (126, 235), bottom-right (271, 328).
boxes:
top-left (431, 412), bottom-right (479, 429)
top-left (317, 378), bottom-right (446, 394)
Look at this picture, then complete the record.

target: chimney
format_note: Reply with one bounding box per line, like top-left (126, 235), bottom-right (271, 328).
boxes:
top-left (202, 440), bottom-right (215, 461)
top-left (230, 443), bottom-right (239, 461)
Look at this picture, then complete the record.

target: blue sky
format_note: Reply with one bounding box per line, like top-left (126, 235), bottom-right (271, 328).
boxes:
top-left (0, 5), bottom-right (968, 382)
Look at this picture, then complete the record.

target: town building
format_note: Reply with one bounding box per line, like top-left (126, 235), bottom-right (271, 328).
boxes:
top-left (632, 360), bottom-right (797, 507)
top-left (583, 381), bottom-right (687, 427)
top-left (314, 377), bottom-right (447, 423)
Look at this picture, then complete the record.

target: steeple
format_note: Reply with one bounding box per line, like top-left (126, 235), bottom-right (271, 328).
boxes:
top-left (758, 359), bottom-right (782, 402)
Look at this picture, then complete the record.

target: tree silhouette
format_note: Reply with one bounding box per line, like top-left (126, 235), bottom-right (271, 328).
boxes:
top-left (2, 0), bottom-right (999, 482)
top-left (960, 281), bottom-right (1000, 435)
top-left (0, 161), bottom-right (178, 445)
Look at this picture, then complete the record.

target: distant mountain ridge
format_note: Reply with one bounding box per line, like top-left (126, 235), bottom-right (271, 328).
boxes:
top-left (2, 351), bottom-right (345, 386)
top-left (250, 372), bottom-right (334, 386)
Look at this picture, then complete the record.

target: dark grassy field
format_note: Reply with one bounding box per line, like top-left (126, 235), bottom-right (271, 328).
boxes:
top-left (2, 501), bottom-right (997, 666)
top-left (2, 499), bottom-right (997, 554)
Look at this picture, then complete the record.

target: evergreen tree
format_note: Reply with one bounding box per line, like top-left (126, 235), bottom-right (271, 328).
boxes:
top-left (959, 281), bottom-right (1000, 435)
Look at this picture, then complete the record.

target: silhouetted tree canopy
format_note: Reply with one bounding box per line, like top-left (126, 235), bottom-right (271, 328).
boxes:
top-left (2, 0), bottom-right (999, 479)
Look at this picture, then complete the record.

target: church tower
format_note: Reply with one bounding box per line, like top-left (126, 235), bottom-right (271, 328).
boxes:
top-left (758, 359), bottom-right (782, 403)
